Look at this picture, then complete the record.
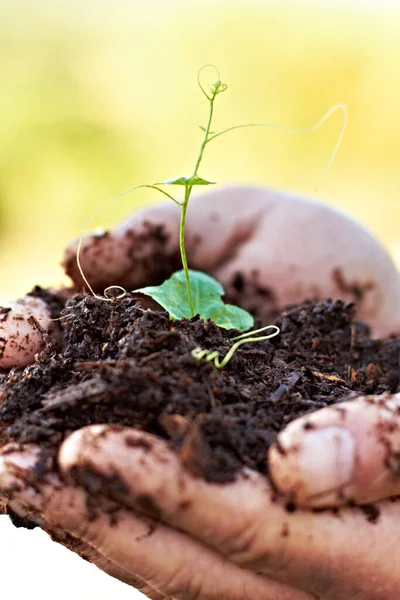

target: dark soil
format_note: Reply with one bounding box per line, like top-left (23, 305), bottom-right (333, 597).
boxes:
top-left (1, 291), bottom-right (400, 503)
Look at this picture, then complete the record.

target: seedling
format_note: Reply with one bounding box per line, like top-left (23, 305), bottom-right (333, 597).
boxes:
top-left (77, 65), bottom-right (347, 336)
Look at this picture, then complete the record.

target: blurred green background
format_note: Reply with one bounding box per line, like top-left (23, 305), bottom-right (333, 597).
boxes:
top-left (1, 0), bottom-right (400, 301)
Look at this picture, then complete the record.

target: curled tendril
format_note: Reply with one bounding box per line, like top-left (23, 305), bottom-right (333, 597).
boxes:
top-left (76, 183), bottom-right (180, 301)
top-left (210, 80), bottom-right (228, 96)
top-left (191, 325), bottom-right (280, 369)
top-left (197, 64), bottom-right (223, 101)
top-left (104, 286), bottom-right (127, 300)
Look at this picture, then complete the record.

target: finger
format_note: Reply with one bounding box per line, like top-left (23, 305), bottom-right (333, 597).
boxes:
top-left (61, 186), bottom-right (272, 292)
top-left (59, 425), bottom-right (400, 598)
top-left (62, 185), bottom-right (400, 337)
top-left (211, 191), bottom-right (400, 337)
top-left (0, 296), bottom-right (60, 369)
top-left (45, 526), bottom-right (168, 599)
top-left (62, 202), bottom-right (182, 292)
top-left (5, 500), bottom-right (166, 600)
top-left (269, 392), bottom-right (400, 508)
top-left (5, 501), bottom-right (167, 600)
top-left (0, 447), bottom-right (311, 600)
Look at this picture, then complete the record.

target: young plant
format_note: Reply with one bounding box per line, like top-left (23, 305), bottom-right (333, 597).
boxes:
top-left (135, 69), bottom-right (254, 331)
top-left (77, 65), bottom-right (347, 335)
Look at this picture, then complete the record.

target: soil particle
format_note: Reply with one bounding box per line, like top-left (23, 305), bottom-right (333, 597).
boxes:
top-left (285, 501), bottom-right (298, 513)
top-left (227, 270), bottom-right (278, 321)
top-left (124, 434), bottom-right (154, 450)
top-left (0, 337), bottom-right (6, 359)
top-left (331, 267), bottom-right (375, 302)
top-left (357, 503), bottom-right (381, 524)
top-left (28, 285), bottom-right (65, 320)
top-left (0, 307), bottom-right (11, 323)
top-left (134, 494), bottom-right (162, 519)
top-left (135, 521), bottom-right (156, 541)
top-left (281, 523), bottom-right (290, 537)
top-left (70, 464), bottom-right (130, 500)
top-left (6, 507), bottom-right (38, 530)
top-left (64, 223), bottom-right (182, 293)
top-left (27, 315), bottom-right (44, 334)
top-left (123, 222), bottom-right (182, 287)
top-left (232, 272), bottom-right (245, 293)
top-left (1, 293), bottom-right (399, 527)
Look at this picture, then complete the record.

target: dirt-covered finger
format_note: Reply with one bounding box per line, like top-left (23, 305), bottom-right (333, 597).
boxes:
top-left (45, 526), bottom-right (168, 599)
top-left (62, 186), bottom-right (268, 294)
top-left (0, 295), bottom-right (61, 369)
top-left (58, 425), bottom-right (400, 599)
top-left (1, 459), bottom-right (171, 600)
top-left (62, 202), bottom-right (182, 292)
top-left (269, 393), bottom-right (400, 507)
top-left (57, 426), bottom-right (306, 572)
top-left (0, 445), bottom-right (310, 600)
top-left (62, 185), bottom-right (400, 337)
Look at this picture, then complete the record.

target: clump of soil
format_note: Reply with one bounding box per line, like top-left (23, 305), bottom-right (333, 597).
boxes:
top-left (1, 292), bottom-right (399, 493)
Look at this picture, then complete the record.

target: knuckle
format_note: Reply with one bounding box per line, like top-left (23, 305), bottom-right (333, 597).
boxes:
top-left (157, 564), bottom-right (204, 600)
top-left (220, 514), bottom-right (268, 565)
top-left (222, 515), bottom-right (294, 577)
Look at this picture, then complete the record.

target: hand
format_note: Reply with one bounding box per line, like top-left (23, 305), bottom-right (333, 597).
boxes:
top-left (2, 410), bottom-right (400, 600)
top-left (2, 185), bottom-right (400, 369)
top-left (62, 185), bottom-right (400, 338)
top-left (1, 185), bottom-right (400, 599)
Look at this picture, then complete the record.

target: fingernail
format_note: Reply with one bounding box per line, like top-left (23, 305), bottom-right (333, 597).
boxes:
top-left (281, 426), bottom-right (356, 500)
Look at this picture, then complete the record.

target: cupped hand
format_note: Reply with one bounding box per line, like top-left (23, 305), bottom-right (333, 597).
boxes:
top-left (2, 186), bottom-right (400, 370)
top-left (63, 185), bottom-right (400, 337)
top-left (2, 414), bottom-right (400, 600)
top-left (1, 186), bottom-right (400, 599)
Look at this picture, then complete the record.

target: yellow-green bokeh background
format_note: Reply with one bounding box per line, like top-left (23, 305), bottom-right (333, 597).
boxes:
top-left (1, 0), bottom-right (400, 302)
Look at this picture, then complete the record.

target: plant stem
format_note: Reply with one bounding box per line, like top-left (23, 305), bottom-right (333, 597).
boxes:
top-left (179, 90), bottom-right (217, 317)
top-left (180, 184), bottom-right (195, 315)
top-left (193, 96), bottom-right (215, 176)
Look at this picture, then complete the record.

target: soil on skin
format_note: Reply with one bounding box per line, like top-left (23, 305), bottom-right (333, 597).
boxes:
top-left (1, 290), bottom-right (400, 493)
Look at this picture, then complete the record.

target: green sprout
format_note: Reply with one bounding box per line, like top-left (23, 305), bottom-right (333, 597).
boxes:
top-left (77, 65), bottom-right (347, 334)
top-left (191, 325), bottom-right (280, 369)
top-left (149, 70), bottom-right (228, 318)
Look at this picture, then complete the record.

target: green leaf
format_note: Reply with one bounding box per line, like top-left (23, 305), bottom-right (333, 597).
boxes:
top-left (162, 175), bottom-right (215, 186)
top-left (135, 269), bottom-right (254, 331)
top-left (198, 125), bottom-right (216, 134)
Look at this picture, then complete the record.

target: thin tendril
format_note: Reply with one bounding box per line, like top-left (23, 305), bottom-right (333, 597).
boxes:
top-left (77, 68), bottom-right (346, 320)
top-left (104, 286), bottom-right (127, 300)
top-left (77, 184), bottom-right (181, 299)
top-left (197, 64), bottom-right (221, 101)
top-left (206, 103), bottom-right (348, 191)
top-left (191, 325), bottom-right (280, 369)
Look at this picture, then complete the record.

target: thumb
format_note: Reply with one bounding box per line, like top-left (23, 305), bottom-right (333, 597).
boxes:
top-left (62, 185), bottom-right (271, 293)
top-left (62, 202), bottom-right (182, 293)
top-left (269, 393), bottom-right (400, 508)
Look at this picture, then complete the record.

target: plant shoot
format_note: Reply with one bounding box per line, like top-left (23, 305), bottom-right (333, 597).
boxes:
top-left (77, 64), bottom-right (347, 333)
